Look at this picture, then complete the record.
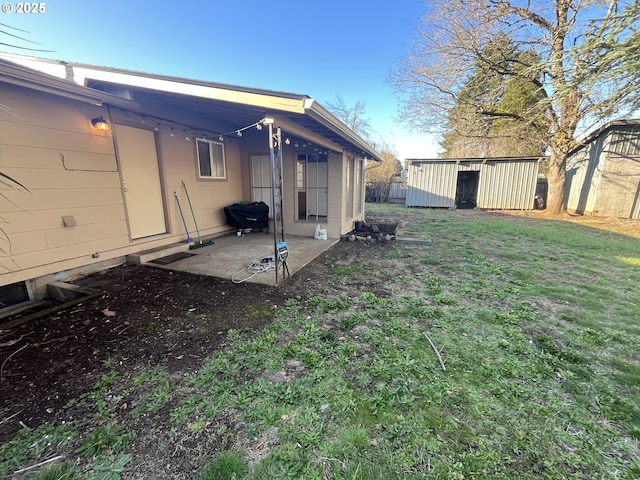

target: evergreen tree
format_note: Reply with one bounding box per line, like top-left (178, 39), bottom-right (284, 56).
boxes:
top-left (440, 36), bottom-right (547, 158)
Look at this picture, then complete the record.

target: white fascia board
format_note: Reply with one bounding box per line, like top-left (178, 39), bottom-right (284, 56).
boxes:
top-left (0, 54), bottom-right (68, 79)
top-left (0, 62), bottom-right (138, 109)
top-left (70, 67), bottom-right (308, 114)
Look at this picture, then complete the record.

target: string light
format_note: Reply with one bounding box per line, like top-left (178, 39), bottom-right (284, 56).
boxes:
top-left (123, 111), bottom-right (345, 155)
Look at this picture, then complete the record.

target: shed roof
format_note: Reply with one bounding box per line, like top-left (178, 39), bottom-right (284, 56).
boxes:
top-left (570, 119), bottom-right (640, 155)
top-left (0, 53), bottom-right (382, 161)
top-left (408, 156), bottom-right (546, 165)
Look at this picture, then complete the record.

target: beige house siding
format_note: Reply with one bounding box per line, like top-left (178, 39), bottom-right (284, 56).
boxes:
top-left (0, 84), bottom-right (247, 289)
top-left (0, 84), bottom-right (129, 285)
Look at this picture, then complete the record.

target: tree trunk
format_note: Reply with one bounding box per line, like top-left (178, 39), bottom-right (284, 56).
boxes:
top-left (546, 151), bottom-right (567, 214)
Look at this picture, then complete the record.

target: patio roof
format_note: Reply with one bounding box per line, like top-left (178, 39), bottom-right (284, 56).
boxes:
top-left (0, 53), bottom-right (382, 161)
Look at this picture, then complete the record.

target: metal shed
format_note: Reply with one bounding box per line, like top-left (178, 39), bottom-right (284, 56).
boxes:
top-left (566, 120), bottom-right (640, 219)
top-left (406, 157), bottom-right (541, 209)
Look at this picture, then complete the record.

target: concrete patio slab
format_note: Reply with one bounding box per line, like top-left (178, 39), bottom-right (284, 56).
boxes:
top-left (143, 232), bottom-right (338, 286)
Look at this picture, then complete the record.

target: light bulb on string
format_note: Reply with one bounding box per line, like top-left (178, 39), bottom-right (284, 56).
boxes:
top-left (154, 123), bottom-right (160, 131)
top-left (236, 130), bottom-right (242, 137)
top-left (184, 130), bottom-right (191, 141)
top-left (256, 123), bottom-right (263, 130)
top-left (218, 135), bottom-right (224, 142)
top-left (170, 128), bottom-right (175, 137)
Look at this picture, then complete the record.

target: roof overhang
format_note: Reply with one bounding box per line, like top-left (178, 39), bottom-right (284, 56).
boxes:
top-left (81, 69), bottom-right (382, 160)
top-left (0, 58), bottom-right (139, 109)
top-left (0, 53), bottom-right (382, 161)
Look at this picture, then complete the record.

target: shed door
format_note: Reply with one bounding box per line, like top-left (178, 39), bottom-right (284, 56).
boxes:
top-left (114, 124), bottom-right (167, 239)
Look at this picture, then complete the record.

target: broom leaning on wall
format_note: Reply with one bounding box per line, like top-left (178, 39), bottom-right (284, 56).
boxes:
top-left (181, 180), bottom-right (214, 250)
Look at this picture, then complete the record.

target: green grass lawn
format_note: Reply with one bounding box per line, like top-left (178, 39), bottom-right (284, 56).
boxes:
top-left (3, 204), bottom-right (639, 479)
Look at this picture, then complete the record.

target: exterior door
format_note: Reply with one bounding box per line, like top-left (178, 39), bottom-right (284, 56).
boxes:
top-left (251, 154), bottom-right (272, 217)
top-left (114, 124), bottom-right (166, 239)
top-left (296, 153), bottom-right (328, 220)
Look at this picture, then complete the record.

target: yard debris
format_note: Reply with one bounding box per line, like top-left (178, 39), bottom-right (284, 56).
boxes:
top-left (12, 455), bottom-right (64, 475)
top-left (0, 335), bottom-right (24, 347)
top-left (1, 342), bottom-right (29, 383)
top-left (0, 409), bottom-right (24, 426)
top-left (342, 221), bottom-right (398, 242)
top-left (101, 308), bottom-right (116, 317)
top-left (423, 332), bottom-right (446, 371)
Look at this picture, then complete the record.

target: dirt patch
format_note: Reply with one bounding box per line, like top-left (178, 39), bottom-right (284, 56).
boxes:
top-left (485, 208), bottom-right (640, 238)
top-left (0, 236), bottom-right (391, 474)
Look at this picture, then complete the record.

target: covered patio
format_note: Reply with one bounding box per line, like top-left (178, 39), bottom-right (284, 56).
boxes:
top-left (128, 232), bottom-right (338, 286)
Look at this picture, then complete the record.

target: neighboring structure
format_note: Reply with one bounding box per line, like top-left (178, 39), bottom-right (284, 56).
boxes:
top-left (566, 120), bottom-right (640, 218)
top-left (405, 157), bottom-right (542, 209)
top-left (388, 179), bottom-right (407, 204)
top-left (387, 169), bottom-right (408, 204)
top-left (0, 53), bottom-right (381, 301)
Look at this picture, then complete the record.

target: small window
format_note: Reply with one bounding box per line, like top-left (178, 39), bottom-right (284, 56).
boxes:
top-left (197, 139), bottom-right (226, 179)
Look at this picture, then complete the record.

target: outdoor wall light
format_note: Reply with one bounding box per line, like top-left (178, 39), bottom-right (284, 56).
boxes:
top-left (91, 116), bottom-right (110, 131)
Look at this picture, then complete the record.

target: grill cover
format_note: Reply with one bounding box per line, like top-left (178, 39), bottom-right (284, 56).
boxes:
top-left (224, 202), bottom-right (269, 229)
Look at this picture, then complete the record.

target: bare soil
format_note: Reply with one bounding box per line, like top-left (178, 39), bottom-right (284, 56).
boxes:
top-left (0, 207), bottom-right (637, 477)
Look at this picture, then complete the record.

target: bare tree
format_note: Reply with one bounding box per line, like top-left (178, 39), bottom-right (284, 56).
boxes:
top-left (365, 145), bottom-right (402, 203)
top-left (326, 94), bottom-right (374, 143)
top-left (390, 0), bottom-right (640, 213)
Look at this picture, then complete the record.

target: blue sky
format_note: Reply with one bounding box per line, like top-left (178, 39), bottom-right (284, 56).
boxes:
top-left (1, 0), bottom-right (440, 160)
